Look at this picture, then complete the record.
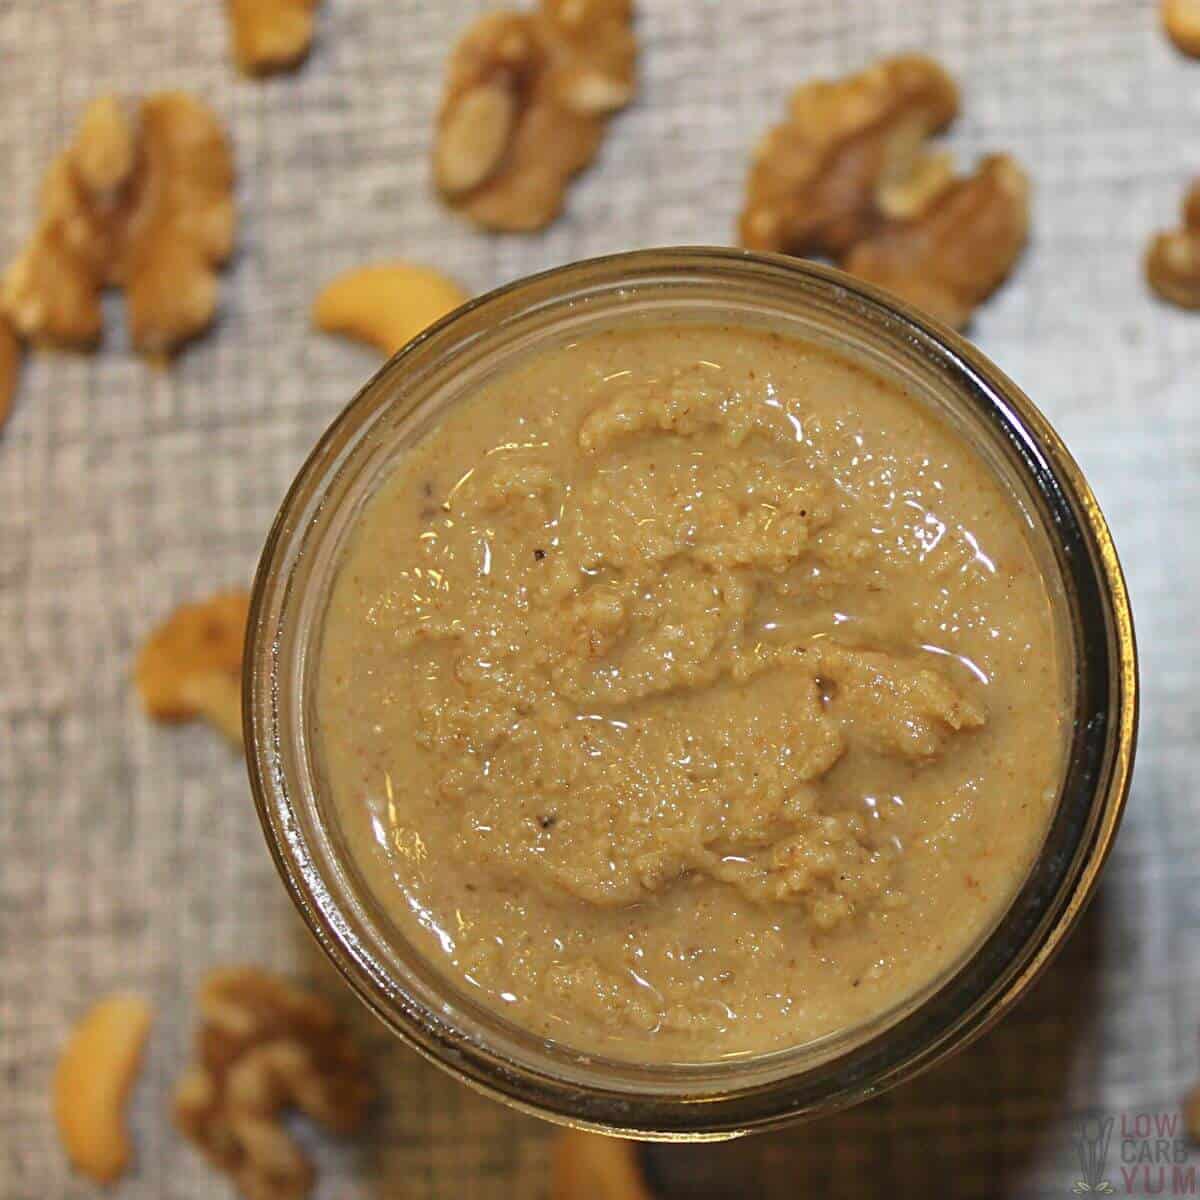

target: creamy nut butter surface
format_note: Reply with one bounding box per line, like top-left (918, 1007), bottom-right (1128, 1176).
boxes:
top-left (317, 324), bottom-right (1069, 1061)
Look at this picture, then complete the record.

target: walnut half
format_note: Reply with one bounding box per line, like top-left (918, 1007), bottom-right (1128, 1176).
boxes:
top-left (174, 967), bottom-right (372, 1200)
top-left (433, 0), bottom-right (637, 231)
top-left (135, 589), bottom-right (250, 747)
top-left (1146, 179), bottom-right (1200, 309)
top-left (0, 93), bottom-right (235, 357)
top-left (739, 56), bottom-right (1030, 328)
top-left (739, 55), bottom-right (960, 258)
top-left (844, 154), bottom-right (1031, 330)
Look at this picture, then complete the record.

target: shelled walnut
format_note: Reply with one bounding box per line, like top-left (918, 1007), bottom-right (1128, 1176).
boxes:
top-left (135, 590), bottom-right (250, 747)
top-left (844, 154), bottom-right (1031, 329)
top-left (174, 967), bottom-right (372, 1200)
top-left (738, 56), bottom-right (1030, 328)
top-left (739, 55), bottom-right (960, 258)
top-left (433, 0), bottom-right (636, 231)
top-left (1145, 179), bottom-right (1200, 309)
top-left (0, 93), bottom-right (235, 358)
top-left (227, 0), bottom-right (321, 75)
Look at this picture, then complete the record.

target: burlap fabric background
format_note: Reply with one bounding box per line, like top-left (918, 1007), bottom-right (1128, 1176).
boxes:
top-left (1, 1), bottom-right (1196, 1196)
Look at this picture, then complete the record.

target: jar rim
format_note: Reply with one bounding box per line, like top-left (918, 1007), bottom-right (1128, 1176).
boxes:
top-left (244, 247), bottom-right (1137, 1138)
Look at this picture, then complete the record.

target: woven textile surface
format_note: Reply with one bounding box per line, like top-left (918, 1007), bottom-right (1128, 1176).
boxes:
top-left (1, 1), bottom-right (1197, 1196)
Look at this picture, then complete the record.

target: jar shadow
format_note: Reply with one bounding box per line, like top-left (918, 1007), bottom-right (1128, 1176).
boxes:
top-left (643, 890), bottom-right (1106, 1199)
top-left (292, 883), bottom-right (1103, 1197)
top-left (289, 916), bottom-right (557, 1197)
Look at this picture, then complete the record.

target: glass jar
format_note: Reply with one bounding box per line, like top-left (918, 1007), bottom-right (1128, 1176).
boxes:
top-left (244, 248), bottom-right (1137, 1139)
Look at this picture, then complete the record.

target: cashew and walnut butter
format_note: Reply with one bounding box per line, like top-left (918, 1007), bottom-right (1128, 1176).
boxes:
top-left (316, 323), bottom-right (1069, 1061)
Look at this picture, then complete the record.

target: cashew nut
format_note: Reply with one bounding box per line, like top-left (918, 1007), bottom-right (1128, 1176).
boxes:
top-left (552, 1130), bottom-right (655, 1200)
top-left (1164, 0), bottom-right (1200, 55)
top-left (312, 263), bottom-right (469, 356)
top-left (54, 993), bottom-right (154, 1183)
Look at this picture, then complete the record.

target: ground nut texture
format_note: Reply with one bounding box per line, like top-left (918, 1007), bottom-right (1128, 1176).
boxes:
top-left (317, 324), bottom-right (1069, 1061)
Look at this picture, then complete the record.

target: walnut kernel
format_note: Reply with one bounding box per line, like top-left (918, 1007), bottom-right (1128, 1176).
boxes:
top-left (1164, 0), bottom-right (1200, 56)
top-left (436, 82), bottom-right (519, 196)
top-left (843, 154), bottom-right (1031, 329)
top-left (740, 57), bottom-right (1031, 326)
top-left (228, 0), bottom-right (321, 75)
top-left (876, 149), bottom-right (956, 221)
top-left (1146, 179), bottom-right (1200, 309)
top-left (135, 589), bottom-right (250, 746)
top-left (174, 967), bottom-right (372, 1200)
top-left (739, 55), bottom-right (959, 258)
top-left (433, 0), bottom-right (636, 231)
top-left (0, 93), bottom-right (235, 357)
top-left (54, 994), bottom-right (154, 1184)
